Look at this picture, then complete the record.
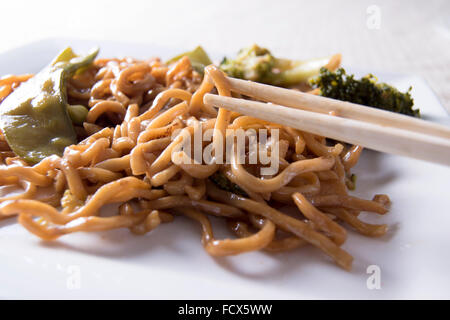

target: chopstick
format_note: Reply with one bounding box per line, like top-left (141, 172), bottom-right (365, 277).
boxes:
top-left (204, 94), bottom-right (450, 166)
top-left (225, 77), bottom-right (450, 139)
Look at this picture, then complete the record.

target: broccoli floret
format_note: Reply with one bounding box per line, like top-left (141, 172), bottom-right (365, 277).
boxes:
top-left (209, 172), bottom-right (247, 197)
top-left (220, 44), bottom-right (340, 87)
top-left (220, 45), bottom-right (275, 82)
top-left (310, 67), bottom-right (419, 117)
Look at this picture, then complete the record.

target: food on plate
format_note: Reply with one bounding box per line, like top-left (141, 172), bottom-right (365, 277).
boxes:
top-left (0, 45), bottom-right (413, 270)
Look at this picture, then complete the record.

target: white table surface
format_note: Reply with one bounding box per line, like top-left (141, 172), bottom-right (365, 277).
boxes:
top-left (2, 0), bottom-right (449, 112)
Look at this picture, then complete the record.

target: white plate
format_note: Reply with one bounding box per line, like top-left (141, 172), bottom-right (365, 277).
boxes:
top-left (1, 39), bottom-right (449, 299)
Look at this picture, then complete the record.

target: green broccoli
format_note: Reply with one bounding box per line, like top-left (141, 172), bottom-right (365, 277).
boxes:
top-left (220, 45), bottom-right (275, 83)
top-left (220, 44), bottom-right (339, 86)
top-left (310, 67), bottom-right (419, 117)
top-left (209, 172), bottom-right (247, 197)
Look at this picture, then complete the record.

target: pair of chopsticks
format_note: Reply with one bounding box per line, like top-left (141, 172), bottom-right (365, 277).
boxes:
top-left (204, 77), bottom-right (450, 166)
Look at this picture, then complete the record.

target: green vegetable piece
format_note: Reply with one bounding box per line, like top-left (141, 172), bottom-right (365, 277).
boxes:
top-left (220, 45), bottom-right (275, 82)
top-left (67, 104), bottom-right (89, 125)
top-left (209, 172), bottom-right (248, 197)
top-left (220, 44), bottom-right (337, 86)
top-left (347, 173), bottom-right (357, 191)
top-left (272, 56), bottom-right (337, 86)
top-left (166, 46), bottom-right (213, 74)
top-left (0, 47), bottom-right (99, 164)
top-left (310, 67), bottom-right (419, 117)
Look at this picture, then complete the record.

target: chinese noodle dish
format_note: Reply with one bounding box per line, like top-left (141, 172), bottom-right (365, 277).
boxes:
top-left (0, 45), bottom-right (419, 270)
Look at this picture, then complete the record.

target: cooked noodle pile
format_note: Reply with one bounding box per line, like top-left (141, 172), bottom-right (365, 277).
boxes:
top-left (0, 55), bottom-right (390, 270)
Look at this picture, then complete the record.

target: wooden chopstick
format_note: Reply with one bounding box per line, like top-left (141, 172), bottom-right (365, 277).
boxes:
top-left (226, 77), bottom-right (450, 139)
top-left (204, 94), bottom-right (450, 166)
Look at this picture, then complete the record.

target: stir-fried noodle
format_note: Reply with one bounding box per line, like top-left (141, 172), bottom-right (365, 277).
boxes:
top-left (0, 54), bottom-right (390, 270)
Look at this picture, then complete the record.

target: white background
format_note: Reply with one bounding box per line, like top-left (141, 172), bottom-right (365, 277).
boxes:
top-left (1, 0), bottom-right (449, 111)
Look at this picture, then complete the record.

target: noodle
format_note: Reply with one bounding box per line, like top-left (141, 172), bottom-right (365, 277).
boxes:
top-left (0, 51), bottom-right (391, 271)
